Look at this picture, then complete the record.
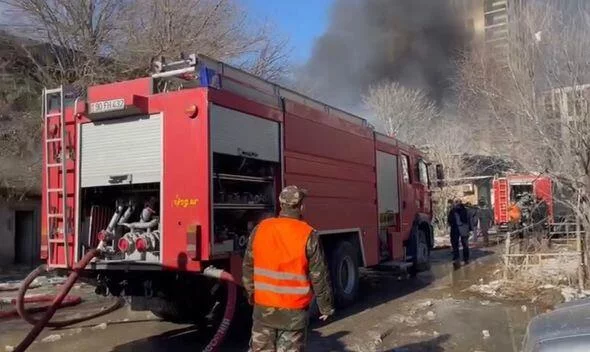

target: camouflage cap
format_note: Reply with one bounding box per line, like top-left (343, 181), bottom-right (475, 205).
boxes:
top-left (279, 185), bottom-right (307, 207)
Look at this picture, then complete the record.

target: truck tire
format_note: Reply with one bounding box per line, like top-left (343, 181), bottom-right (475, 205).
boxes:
top-left (410, 229), bottom-right (431, 277)
top-left (329, 241), bottom-right (359, 307)
top-left (150, 300), bottom-right (190, 323)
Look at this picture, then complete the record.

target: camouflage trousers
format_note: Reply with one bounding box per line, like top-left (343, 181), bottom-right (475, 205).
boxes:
top-left (249, 320), bottom-right (307, 352)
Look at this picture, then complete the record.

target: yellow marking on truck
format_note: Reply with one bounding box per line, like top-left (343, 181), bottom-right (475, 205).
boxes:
top-left (173, 195), bottom-right (199, 208)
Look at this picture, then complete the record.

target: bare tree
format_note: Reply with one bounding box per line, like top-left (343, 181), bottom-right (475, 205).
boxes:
top-left (363, 81), bottom-right (439, 144)
top-left (0, 0), bottom-right (127, 86)
top-left (239, 34), bottom-right (291, 81)
top-left (116, 0), bottom-right (289, 79)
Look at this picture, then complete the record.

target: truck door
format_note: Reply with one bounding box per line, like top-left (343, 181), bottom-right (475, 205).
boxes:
top-left (533, 177), bottom-right (553, 222)
top-left (399, 153), bottom-right (415, 236)
top-left (414, 158), bottom-right (430, 215)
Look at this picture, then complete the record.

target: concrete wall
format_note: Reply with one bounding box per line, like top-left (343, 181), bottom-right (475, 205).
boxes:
top-left (0, 197), bottom-right (41, 267)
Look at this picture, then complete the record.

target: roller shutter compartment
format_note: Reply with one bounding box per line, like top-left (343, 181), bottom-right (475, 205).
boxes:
top-left (210, 104), bottom-right (280, 162)
top-left (80, 115), bottom-right (162, 187)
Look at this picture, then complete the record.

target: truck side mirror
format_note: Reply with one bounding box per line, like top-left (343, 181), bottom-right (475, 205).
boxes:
top-left (435, 164), bottom-right (444, 187)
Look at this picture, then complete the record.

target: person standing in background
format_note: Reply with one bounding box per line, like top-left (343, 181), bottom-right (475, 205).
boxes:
top-left (476, 198), bottom-right (494, 247)
top-left (448, 199), bottom-right (471, 268)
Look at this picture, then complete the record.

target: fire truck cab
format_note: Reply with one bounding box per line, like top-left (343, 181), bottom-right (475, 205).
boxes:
top-left (42, 54), bottom-right (435, 319)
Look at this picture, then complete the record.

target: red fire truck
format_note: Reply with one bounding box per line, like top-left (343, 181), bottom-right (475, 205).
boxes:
top-left (493, 174), bottom-right (553, 228)
top-left (41, 54), bottom-right (436, 321)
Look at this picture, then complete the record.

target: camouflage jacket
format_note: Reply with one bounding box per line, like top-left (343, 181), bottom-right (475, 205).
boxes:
top-left (242, 212), bottom-right (334, 330)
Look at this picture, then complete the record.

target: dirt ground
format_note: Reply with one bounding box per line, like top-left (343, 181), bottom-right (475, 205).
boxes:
top-left (0, 246), bottom-right (543, 352)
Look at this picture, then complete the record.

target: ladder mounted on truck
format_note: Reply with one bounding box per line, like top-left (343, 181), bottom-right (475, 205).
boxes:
top-left (494, 178), bottom-right (509, 224)
top-left (43, 86), bottom-right (71, 268)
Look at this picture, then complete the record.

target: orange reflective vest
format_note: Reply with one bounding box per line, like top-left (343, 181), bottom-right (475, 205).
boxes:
top-left (508, 203), bottom-right (521, 223)
top-left (252, 217), bottom-right (314, 309)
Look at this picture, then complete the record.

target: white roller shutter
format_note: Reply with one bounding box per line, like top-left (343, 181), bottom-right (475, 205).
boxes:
top-left (210, 104), bottom-right (280, 162)
top-left (80, 115), bottom-right (161, 187)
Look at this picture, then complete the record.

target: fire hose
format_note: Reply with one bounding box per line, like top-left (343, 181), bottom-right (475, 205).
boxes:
top-left (12, 251), bottom-right (237, 352)
top-left (201, 266), bottom-right (238, 352)
top-left (12, 249), bottom-right (123, 352)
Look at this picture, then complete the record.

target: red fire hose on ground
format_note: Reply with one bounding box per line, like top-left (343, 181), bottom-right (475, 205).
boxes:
top-left (0, 295), bottom-right (82, 320)
top-left (11, 250), bottom-right (238, 352)
top-left (12, 249), bottom-right (123, 352)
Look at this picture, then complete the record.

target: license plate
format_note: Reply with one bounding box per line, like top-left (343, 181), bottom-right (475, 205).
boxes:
top-left (89, 99), bottom-right (125, 114)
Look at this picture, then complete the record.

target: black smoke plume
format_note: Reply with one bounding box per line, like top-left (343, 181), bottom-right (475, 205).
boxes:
top-left (302, 0), bottom-right (469, 110)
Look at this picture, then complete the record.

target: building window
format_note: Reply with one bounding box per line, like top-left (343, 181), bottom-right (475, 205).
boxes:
top-left (485, 12), bottom-right (507, 26)
top-left (484, 0), bottom-right (507, 13)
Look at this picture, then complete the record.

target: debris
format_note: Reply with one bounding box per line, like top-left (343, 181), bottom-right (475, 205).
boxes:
top-left (482, 330), bottom-right (491, 339)
top-left (467, 280), bottom-right (505, 298)
top-left (521, 305), bottom-right (527, 312)
top-left (533, 288), bottom-right (564, 309)
top-left (386, 314), bottom-right (405, 324)
top-left (560, 287), bottom-right (579, 302)
top-left (123, 318), bottom-right (130, 322)
top-left (415, 300), bottom-right (434, 309)
top-left (407, 330), bottom-right (429, 337)
top-left (480, 300), bottom-right (491, 306)
top-left (433, 331), bottom-right (440, 337)
top-left (367, 330), bottom-right (383, 344)
top-left (48, 277), bottom-right (67, 285)
top-left (42, 334), bottom-right (62, 343)
top-left (404, 316), bottom-right (420, 327)
top-left (91, 322), bottom-right (108, 330)
top-left (426, 311), bottom-right (436, 320)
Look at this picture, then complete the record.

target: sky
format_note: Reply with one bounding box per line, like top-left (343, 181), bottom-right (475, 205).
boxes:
top-left (241, 0), bottom-right (334, 64)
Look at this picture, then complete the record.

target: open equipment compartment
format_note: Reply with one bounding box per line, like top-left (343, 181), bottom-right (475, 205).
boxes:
top-left (209, 104), bottom-right (281, 255)
top-left (77, 114), bottom-right (163, 263)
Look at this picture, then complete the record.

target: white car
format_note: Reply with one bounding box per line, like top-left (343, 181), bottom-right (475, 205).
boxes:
top-left (522, 297), bottom-right (590, 351)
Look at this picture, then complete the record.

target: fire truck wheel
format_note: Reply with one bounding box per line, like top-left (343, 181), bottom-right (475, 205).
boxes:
top-left (410, 229), bottom-right (431, 277)
top-left (330, 241), bottom-right (359, 307)
top-left (150, 302), bottom-right (187, 322)
top-left (149, 298), bottom-right (211, 324)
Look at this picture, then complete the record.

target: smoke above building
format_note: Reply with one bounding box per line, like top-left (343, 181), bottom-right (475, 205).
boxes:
top-left (301, 0), bottom-right (469, 111)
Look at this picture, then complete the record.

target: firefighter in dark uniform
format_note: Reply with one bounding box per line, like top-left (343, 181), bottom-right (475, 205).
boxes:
top-left (448, 199), bottom-right (471, 267)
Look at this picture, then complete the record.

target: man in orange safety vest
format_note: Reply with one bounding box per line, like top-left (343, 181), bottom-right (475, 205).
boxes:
top-left (242, 185), bottom-right (334, 351)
